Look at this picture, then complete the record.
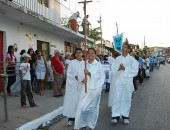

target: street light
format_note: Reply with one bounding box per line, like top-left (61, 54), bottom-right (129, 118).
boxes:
top-left (97, 15), bottom-right (102, 54)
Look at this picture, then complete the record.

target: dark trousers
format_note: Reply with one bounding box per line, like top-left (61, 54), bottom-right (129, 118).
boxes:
top-left (30, 69), bottom-right (35, 91)
top-left (105, 82), bottom-right (110, 92)
top-left (133, 77), bottom-right (138, 91)
top-left (21, 80), bottom-right (35, 107)
top-left (133, 69), bottom-right (140, 91)
top-left (143, 68), bottom-right (146, 78)
top-left (138, 68), bottom-right (142, 84)
top-left (150, 64), bottom-right (153, 72)
top-left (7, 67), bottom-right (16, 93)
top-left (34, 76), bottom-right (38, 93)
top-left (139, 68), bottom-right (145, 84)
top-left (68, 118), bottom-right (75, 121)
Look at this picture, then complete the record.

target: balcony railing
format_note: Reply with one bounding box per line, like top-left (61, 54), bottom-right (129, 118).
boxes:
top-left (12, 0), bottom-right (60, 23)
top-left (7, 0), bottom-right (95, 36)
top-left (11, 0), bottom-right (84, 32)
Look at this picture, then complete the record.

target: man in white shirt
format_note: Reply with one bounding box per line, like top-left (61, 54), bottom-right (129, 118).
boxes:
top-left (19, 53), bottom-right (38, 108)
top-left (69, 11), bottom-right (80, 21)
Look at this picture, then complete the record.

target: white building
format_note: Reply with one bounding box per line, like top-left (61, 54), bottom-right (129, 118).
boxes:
top-left (0, 0), bottom-right (93, 92)
top-left (0, 0), bottom-right (93, 57)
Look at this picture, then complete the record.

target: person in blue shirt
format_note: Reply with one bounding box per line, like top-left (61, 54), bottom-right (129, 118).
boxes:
top-left (149, 56), bottom-right (154, 72)
top-left (103, 55), bottom-right (110, 93)
top-left (137, 52), bottom-right (144, 84)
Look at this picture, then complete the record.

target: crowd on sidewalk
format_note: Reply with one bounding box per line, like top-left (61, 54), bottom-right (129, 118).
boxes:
top-left (3, 43), bottom-right (162, 130)
top-left (5, 45), bottom-right (71, 109)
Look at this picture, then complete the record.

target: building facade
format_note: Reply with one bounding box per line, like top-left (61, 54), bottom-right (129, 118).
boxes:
top-left (0, 0), bottom-right (93, 92)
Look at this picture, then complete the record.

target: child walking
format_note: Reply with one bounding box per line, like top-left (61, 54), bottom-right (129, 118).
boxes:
top-left (19, 53), bottom-right (38, 108)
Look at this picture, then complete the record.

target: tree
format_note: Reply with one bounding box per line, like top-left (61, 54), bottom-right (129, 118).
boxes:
top-left (88, 27), bottom-right (102, 47)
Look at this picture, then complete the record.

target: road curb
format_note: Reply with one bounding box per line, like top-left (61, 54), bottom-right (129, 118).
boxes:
top-left (16, 106), bottom-right (63, 130)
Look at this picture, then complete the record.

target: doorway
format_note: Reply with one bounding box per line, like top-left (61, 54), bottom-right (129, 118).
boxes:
top-left (37, 40), bottom-right (50, 60)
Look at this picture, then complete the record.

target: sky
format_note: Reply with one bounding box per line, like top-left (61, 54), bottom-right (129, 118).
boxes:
top-left (76, 0), bottom-right (170, 48)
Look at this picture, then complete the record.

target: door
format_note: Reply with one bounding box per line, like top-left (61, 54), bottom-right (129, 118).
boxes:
top-left (0, 32), bottom-right (3, 92)
top-left (37, 40), bottom-right (50, 60)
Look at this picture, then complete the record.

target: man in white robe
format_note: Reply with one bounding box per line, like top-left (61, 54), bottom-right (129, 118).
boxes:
top-left (63, 48), bottom-right (84, 126)
top-left (108, 57), bottom-right (116, 107)
top-left (108, 52), bottom-right (120, 106)
top-left (74, 55), bottom-right (105, 130)
top-left (110, 43), bottom-right (139, 124)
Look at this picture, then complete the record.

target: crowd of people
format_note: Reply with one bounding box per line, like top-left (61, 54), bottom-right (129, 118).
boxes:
top-left (62, 43), bottom-right (162, 130)
top-left (5, 43), bottom-right (161, 130)
top-left (5, 46), bottom-right (67, 108)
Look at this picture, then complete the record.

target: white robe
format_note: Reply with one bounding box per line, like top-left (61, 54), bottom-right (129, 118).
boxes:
top-left (111, 54), bottom-right (139, 118)
top-left (107, 56), bottom-right (115, 65)
top-left (74, 59), bottom-right (105, 130)
top-left (63, 59), bottom-right (84, 118)
top-left (108, 58), bottom-right (116, 107)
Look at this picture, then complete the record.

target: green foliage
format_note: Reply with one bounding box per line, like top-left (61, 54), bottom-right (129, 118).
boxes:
top-left (89, 27), bottom-right (102, 45)
top-left (138, 48), bottom-right (145, 56)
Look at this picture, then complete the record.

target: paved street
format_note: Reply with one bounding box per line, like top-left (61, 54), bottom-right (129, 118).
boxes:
top-left (50, 64), bottom-right (170, 130)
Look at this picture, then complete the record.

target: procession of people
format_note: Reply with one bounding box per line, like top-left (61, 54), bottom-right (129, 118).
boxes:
top-left (62, 41), bottom-right (160, 130)
top-left (1, 0), bottom-right (169, 129)
top-left (5, 40), bottom-right (160, 130)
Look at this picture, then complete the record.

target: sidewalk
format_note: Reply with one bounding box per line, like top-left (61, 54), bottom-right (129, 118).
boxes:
top-left (0, 89), bottom-right (64, 130)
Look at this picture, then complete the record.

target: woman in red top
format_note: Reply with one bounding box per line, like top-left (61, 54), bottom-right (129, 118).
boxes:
top-left (6, 45), bottom-right (17, 96)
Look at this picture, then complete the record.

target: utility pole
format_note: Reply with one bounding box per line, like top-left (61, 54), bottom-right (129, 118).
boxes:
top-left (78, 0), bottom-right (92, 93)
top-left (144, 36), bottom-right (145, 48)
top-left (116, 22), bottom-right (119, 35)
top-left (98, 15), bottom-right (102, 54)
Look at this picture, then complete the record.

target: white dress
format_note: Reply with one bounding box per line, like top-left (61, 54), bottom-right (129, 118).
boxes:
top-left (108, 58), bottom-right (116, 107)
top-left (63, 59), bottom-right (84, 118)
top-left (74, 59), bottom-right (105, 130)
top-left (111, 54), bottom-right (139, 118)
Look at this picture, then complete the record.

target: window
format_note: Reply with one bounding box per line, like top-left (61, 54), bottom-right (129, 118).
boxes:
top-left (38, 0), bottom-right (48, 7)
top-left (64, 42), bottom-right (77, 54)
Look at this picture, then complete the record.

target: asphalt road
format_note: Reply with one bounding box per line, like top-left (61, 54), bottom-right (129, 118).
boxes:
top-left (50, 64), bottom-right (170, 130)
